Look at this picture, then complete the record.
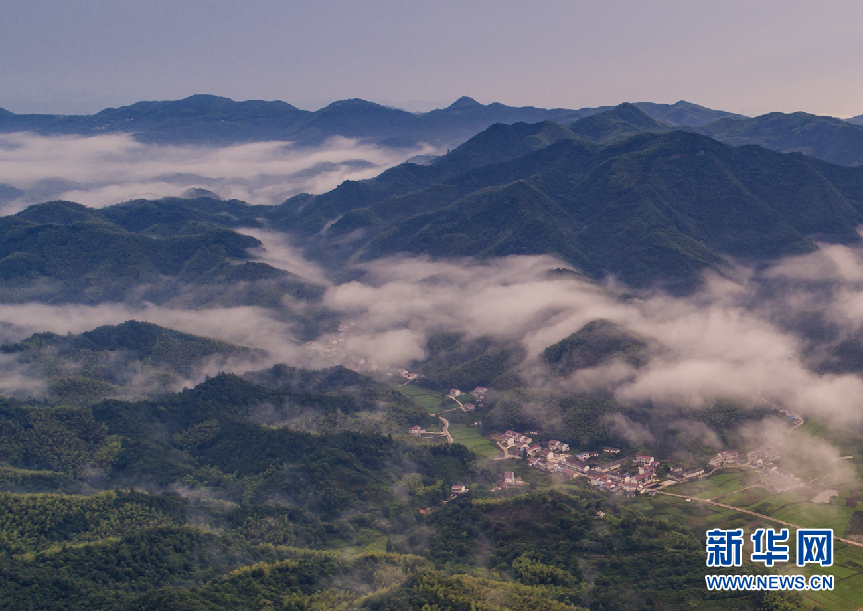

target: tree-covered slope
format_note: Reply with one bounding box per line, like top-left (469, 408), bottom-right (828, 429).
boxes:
top-left (0, 362), bottom-right (809, 611)
top-left (0, 201), bottom-right (256, 300)
top-left (294, 127), bottom-right (863, 291)
top-left (542, 319), bottom-right (648, 375)
top-left (699, 111), bottom-right (863, 167)
top-left (0, 321), bottom-right (257, 402)
top-left (633, 100), bottom-right (746, 127)
top-left (0, 200), bottom-right (324, 306)
top-left (569, 103), bottom-right (671, 143)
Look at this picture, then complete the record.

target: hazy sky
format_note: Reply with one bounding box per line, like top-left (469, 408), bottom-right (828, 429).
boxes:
top-left (2, 1), bottom-right (862, 117)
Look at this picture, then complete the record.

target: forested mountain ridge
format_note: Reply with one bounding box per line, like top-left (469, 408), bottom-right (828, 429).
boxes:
top-left (0, 199), bottom-right (325, 307)
top-left (285, 124), bottom-right (863, 291)
top-left (6, 95), bottom-right (863, 172)
top-left (0, 321), bottom-right (258, 402)
top-left (568, 103), bottom-right (672, 143)
top-left (566, 104), bottom-right (863, 167)
top-left (698, 110), bottom-right (863, 167)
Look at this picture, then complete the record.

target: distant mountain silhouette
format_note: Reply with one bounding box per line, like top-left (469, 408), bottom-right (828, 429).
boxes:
top-left (0, 94), bottom-right (743, 147)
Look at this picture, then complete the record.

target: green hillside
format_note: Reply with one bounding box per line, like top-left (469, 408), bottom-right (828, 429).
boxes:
top-left (0, 357), bottom-right (814, 610)
top-left (569, 103), bottom-right (671, 143)
top-left (0, 201), bottom-right (255, 301)
top-left (0, 321), bottom-right (256, 402)
top-left (542, 319), bottom-right (648, 375)
top-left (0, 200), bottom-right (325, 310)
top-left (699, 111), bottom-right (863, 167)
top-left (336, 128), bottom-right (863, 291)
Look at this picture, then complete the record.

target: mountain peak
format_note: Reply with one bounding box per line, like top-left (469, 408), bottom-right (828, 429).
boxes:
top-left (569, 103), bottom-right (668, 143)
top-left (607, 103), bottom-right (667, 128)
top-left (180, 94), bottom-right (234, 104)
top-left (322, 98), bottom-right (390, 110)
top-left (448, 96), bottom-right (482, 109)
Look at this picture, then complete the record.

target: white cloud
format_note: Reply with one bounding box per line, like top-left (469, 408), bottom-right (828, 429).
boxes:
top-left (0, 132), bottom-right (438, 212)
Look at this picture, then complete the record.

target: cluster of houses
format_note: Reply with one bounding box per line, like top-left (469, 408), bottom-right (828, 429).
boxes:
top-left (303, 322), bottom-right (425, 376)
top-left (742, 443), bottom-right (803, 491)
top-left (447, 386), bottom-right (488, 413)
top-left (761, 469), bottom-right (806, 493)
top-left (493, 430), bottom-right (544, 455)
top-left (493, 430), bottom-right (675, 493)
top-left (708, 450), bottom-right (739, 467)
top-left (747, 444), bottom-right (782, 469)
top-left (666, 465), bottom-right (705, 482)
top-left (584, 454), bottom-right (660, 493)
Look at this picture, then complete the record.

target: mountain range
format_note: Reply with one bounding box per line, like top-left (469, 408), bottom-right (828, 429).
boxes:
top-left (0, 94), bottom-right (742, 146)
top-left (278, 106), bottom-right (863, 291)
top-left (4, 94), bottom-right (863, 171)
top-left (7, 104), bottom-right (863, 294)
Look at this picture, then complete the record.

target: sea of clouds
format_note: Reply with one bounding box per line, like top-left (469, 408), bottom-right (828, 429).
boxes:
top-left (2, 131), bottom-right (863, 465)
top-left (0, 132), bottom-right (437, 213)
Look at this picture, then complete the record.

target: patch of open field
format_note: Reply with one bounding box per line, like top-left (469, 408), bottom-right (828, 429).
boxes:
top-left (800, 542), bottom-right (863, 610)
top-left (669, 469), bottom-right (750, 499)
top-left (655, 473), bottom-right (863, 610)
top-left (397, 384), bottom-right (447, 413)
top-left (448, 424), bottom-right (500, 458)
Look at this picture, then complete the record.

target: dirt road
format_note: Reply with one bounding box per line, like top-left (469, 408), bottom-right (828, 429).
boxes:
top-left (439, 416), bottom-right (453, 443)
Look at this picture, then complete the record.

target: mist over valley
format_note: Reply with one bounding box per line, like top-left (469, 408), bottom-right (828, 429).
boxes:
top-left (4, 94), bottom-right (863, 610)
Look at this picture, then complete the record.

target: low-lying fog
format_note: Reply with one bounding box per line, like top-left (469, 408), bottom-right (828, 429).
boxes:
top-left (2, 238), bottom-right (863, 432)
top-left (0, 132), bottom-right (437, 212)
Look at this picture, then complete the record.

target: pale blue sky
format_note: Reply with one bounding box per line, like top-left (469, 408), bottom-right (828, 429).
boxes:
top-left (2, 0), bottom-right (862, 117)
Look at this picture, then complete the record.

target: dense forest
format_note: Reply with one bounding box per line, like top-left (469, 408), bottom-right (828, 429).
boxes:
top-left (0, 350), bottom-right (806, 610)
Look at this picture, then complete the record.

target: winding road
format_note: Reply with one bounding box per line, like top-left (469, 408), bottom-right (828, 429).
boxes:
top-left (439, 416), bottom-right (453, 443)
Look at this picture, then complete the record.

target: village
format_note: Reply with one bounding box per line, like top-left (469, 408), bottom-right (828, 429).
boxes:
top-left (407, 384), bottom-right (816, 498)
top-left (299, 341), bottom-right (815, 497)
top-left (490, 428), bottom-right (667, 493)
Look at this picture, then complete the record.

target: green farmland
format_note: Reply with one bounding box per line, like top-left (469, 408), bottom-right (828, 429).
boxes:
top-left (397, 383), bottom-right (448, 413)
top-left (661, 470), bottom-right (863, 609)
top-left (448, 424), bottom-right (501, 459)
